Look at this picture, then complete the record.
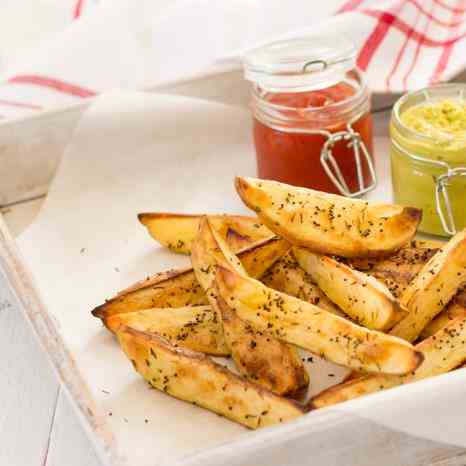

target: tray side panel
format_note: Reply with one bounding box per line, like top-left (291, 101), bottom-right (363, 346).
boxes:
top-left (0, 214), bottom-right (122, 466)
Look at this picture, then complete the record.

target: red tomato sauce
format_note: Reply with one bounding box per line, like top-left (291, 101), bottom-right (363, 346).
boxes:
top-left (253, 82), bottom-right (373, 194)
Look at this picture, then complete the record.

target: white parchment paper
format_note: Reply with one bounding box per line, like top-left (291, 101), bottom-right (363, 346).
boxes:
top-left (17, 91), bottom-right (466, 465)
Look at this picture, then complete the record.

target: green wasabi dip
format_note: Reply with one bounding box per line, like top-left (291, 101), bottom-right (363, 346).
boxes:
top-left (391, 90), bottom-right (466, 237)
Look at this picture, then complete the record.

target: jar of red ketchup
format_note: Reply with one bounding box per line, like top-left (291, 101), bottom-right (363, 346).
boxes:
top-left (243, 36), bottom-right (376, 197)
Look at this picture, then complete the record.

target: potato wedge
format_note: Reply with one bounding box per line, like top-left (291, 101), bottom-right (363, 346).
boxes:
top-left (138, 212), bottom-right (273, 254)
top-left (216, 266), bottom-right (423, 375)
top-left (92, 236), bottom-right (290, 320)
top-left (235, 177), bottom-right (421, 258)
top-left (261, 252), bottom-right (344, 316)
top-left (117, 326), bottom-right (305, 428)
top-left (391, 229), bottom-right (466, 342)
top-left (348, 243), bottom-right (440, 298)
top-left (420, 300), bottom-right (466, 340)
top-left (191, 216), bottom-right (308, 396)
top-left (105, 305), bottom-right (229, 356)
top-left (92, 267), bottom-right (206, 319)
top-left (294, 247), bottom-right (407, 331)
top-left (311, 315), bottom-right (466, 409)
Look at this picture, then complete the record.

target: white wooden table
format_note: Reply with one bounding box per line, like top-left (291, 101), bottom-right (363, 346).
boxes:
top-left (0, 199), bottom-right (100, 466)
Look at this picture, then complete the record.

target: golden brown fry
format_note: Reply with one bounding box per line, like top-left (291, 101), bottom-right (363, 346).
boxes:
top-left (420, 301), bottom-right (466, 340)
top-left (138, 212), bottom-right (273, 254)
top-left (348, 244), bottom-right (440, 298)
top-left (391, 229), bottom-right (466, 342)
top-left (191, 217), bottom-right (307, 396)
top-left (293, 247), bottom-right (406, 331)
top-left (105, 306), bottom-right (229, 356)
top-left (118, 326), bottom-right (305, 429)
top-left (235, 177), bottom-right (421, 258)
top-left (216, 266), bottom-right (423, 375)
top-left (311, 315), bottom-right (466, 409)
top-left (261, 252), bottom-right (345, 316)
top-left (92, 236), bottom-right (290, 320)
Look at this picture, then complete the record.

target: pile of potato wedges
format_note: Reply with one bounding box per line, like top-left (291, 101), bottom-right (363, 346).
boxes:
top-left (92, 177), bottom-right (466, 428)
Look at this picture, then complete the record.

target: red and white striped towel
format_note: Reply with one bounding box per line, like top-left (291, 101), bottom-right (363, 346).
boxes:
top-left (0, 0), bottom-right (465, 120)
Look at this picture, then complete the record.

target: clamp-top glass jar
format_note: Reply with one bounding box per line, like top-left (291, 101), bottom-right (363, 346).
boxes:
top-left (391, 84), bottom-right (466, 237)
top-left (242, 36), bottom-right (376, 197)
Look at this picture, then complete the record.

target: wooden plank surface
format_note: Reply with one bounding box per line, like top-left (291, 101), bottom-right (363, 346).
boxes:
top-left (0, 262), bottom-right (59, 466)
top-left (0, 200), bottom-right (101, 466)
top-left (46, 390), bottom-right (100, 466)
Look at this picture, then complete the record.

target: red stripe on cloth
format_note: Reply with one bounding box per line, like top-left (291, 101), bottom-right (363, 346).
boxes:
top-left (8, 75), bottom-right (97, 98)
top-left (361, 10), bottom-right (466, 46)
top-left (337, 0), bottom-right (365, 13)
top-left (402, 0), bottom-right (437, 89)
top-left (0, 98), bottom-right (42, 110)
top-left (339, 0), bottom-right (464, 27)
top-left (73, 0), bottom-right (84, 19)
top-left (384, 1), bottom-right (414, 90)
top-left (409, 0), bottom-right (464, 27)
top-left (431, 0), bottom-right (466, 83)
top-left (357, 11), bottom-right (396, 71)
top-left (433, 0), bottom-right (466, 13)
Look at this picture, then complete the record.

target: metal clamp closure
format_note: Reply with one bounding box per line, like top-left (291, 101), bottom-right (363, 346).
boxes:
top-left (320, 124), bottom-right (377, 198)
top-left (436, 167), bottom-right (466, 235)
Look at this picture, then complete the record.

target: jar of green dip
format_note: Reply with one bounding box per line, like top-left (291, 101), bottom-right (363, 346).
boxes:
top-left (390, 84), bottom-right (466, 237)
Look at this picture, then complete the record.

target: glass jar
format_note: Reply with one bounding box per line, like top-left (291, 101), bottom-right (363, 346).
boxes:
top-left (242, 36), bottom-right (376, 197)
top-left (390, 84), bottom-right (466, 237)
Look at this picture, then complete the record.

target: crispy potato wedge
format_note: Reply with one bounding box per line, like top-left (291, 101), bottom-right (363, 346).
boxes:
top-left (105, 305), bottom-right (229, 356)
top-left (348, 244), bottom-right (440, 298)
top-left (261, 252), bottom-right (344, 316)
top-left (235, 177), bottom-right (421, 258)
top-left (92, 236), bottom-right (290, 320)
top-left (294, 247), bottom-right (406, 331)
top-left (138, 212), bottom-right (273, 254)
top-left (311, 315), bottom-right (466, 408)
top-left (117, 326), bottom-right (305, 428)
top-left (191, 217), bottom-right (308, 396)
top-left (92, 267), bottom-right (206, 319)
top-left (216, 266), bottom-right (423, 375)
top-left (391, 229), bottom-right (466, 342)
top-left (420, 300), bottom-right (466, 340)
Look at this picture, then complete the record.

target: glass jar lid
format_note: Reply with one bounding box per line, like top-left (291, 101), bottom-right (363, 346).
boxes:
top-left (242, 35), bottom-right (357, 93)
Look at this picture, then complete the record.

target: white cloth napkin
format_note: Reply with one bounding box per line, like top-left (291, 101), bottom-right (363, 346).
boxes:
top-left (1, 0), bottom-right (465, 119)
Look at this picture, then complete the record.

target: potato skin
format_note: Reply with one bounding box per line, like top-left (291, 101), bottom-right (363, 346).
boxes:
top-left (235, 177), bottom-right (421, 258)
top-left (347, 243), bottom-right (440, 298)
top-left (117, 326), bottom-right (305, 429)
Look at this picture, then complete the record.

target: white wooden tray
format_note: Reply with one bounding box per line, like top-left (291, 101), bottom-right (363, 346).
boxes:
top-left (1, 88), bottom-right (466, 466)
